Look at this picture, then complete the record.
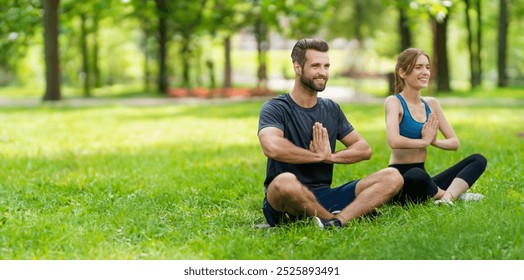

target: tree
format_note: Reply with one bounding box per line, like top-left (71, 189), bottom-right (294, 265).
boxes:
top-left (393, 0), bottom-right (422, 54)
top-left (90, 1), bottom-right (112, 89)
top-left (399, 5), bottom-right (413, 51)
top-left (152, 0), bottom-right (209, 93)
top-left (171, 0), bottom-right (208, 89)
top-left (243, 0), bottom-right (321, 88)
top-left (281, 0), bottom-right (334, 38)
top-left (128, 0), bottom-right (157, 92)
top-left (326, 0), bottom-right (389, 76)
top-left (465, 0), bottom-right (482, 88)
top-left (432, 13), bottom-right (451, 92)
top-left (253, 6), bottom-right (269, 87)
top-left (0, 0), bottom-right (41, 86)
top-left (61, 0), bottom-right (117, 97)
top-left (43, 0), bottom-right (61, 101)
top-left (247, 0), bottom-right (278, 88)
top-left (475, 0), bottom-right (482, 87)
top-left (205, 0), bottom-right (251, 89)
top-left (497, 0), bottom-right (508, 87)
top-left (327, 0), bottom-right (387, 41)
top-left (155, 0), bottom-right (169, 94)
top-left (408, 0), bottom-right (452, 93)
top-left (79, 12), bottom-right (91, 97)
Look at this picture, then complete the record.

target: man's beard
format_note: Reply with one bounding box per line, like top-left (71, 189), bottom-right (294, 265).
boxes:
top-left (300, 73), bottom-right (327, 92)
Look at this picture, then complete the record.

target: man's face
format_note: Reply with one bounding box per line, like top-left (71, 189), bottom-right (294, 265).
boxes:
top-left (299, 50), bottom-right (330, 92)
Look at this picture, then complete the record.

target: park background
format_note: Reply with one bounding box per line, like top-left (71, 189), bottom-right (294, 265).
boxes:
top-left (1, 0), bottom-right (523, 261)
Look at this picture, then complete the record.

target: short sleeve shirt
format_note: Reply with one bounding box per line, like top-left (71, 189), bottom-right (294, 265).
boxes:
top-left (258, 93), bottom-right (354, 191)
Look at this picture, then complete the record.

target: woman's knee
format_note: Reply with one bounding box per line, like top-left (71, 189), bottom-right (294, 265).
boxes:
top-left (404, 168), bottom-right (430, 184)
top-left (471, 153), bottom-right (487, 170)
top-left (403, 168), bottom-right (437, 198)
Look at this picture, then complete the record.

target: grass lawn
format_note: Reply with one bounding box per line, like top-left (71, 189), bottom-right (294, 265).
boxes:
top-left (0, 98), bottom-right (523, 260)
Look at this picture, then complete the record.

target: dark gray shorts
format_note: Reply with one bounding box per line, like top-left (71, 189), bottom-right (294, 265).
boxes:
top-left (262, 180), bottom-right (359, 227)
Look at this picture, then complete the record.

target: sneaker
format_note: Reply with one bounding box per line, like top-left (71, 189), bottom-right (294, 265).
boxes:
top-left (459, 192), bottom-right (485, 201)
top-left (435, 199), bottom-right (454, 206)
top-left (312, 217), bottom-right (342, 229)
top-left (254, 223), bottom-right (271, 229)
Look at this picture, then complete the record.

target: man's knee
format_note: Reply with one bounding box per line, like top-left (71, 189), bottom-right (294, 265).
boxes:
top-left (273, 172), bottom-right (297, 183)
top-left (384, 167), bottom-right (403, 193)
top-left (269, 172), bottom-right (302, 197)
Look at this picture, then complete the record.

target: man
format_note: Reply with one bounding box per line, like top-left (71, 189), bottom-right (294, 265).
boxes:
top-left (257, 38), bottom-right (403, 228)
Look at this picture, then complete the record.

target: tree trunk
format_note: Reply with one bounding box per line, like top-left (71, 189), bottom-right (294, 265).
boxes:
top-left (354, 0), bottom-right (363, 41)
top-left (92, 13), bottom-right (101, 88)
top-left (466, 0), bottom-right (482, 88)
top-left (464, 0), bottom-right (476, 88)
top-left (497, 0), bottom-right (508, 87)
top-left (181, 38), bottom-right (191, 89)
top-left (206, 59), bottom-right (215, 89)
top-left (80, 13), bottom-right (91, 97)
top-left (43, 0), bottom-right (61, 101)
top-left (475, 0), bottom-right (482, 86)
top-left (399, 7), bottom-right (412, 51)
top-left (142, 27), bottom-right (151, 92)
top-left (433, 17), bottom-right (451, 93)
top-left (223, 35), bottom-right (232, 88)
top-left (155, 0), bottom-right (169, 94)
top-left (255, 19), bottom-right (268, 88)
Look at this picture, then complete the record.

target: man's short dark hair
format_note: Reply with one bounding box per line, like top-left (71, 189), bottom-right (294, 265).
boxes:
top-left (291, 38), bottom-right (329, 68)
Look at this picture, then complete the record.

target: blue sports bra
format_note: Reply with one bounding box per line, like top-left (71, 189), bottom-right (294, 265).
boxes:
top-left (396, 94), bottom-right (431, 139)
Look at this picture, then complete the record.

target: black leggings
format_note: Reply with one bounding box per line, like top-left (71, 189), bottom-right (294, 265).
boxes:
top-left (390, 153), bottom-right (487, 204)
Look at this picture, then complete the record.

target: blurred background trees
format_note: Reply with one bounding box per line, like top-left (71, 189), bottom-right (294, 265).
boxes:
top-left (1, 0), bottom-right (522, 101)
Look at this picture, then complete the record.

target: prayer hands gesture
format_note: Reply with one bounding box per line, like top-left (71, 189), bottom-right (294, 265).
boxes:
top-left (309, 122), bottom-right (331, 162)
top-left (422, 113), bottom-right (439, 145)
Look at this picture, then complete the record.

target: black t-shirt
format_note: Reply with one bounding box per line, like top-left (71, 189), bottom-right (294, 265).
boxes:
top-left (258, 93), bottom-right (354, 191)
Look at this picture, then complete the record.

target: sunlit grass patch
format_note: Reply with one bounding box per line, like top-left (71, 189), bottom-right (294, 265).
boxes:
top-left (0, 100), bottom-right (522, 259)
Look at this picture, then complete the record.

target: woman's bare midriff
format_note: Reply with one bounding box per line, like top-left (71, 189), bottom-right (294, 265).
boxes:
top-left (389, 147), bottom-right (427, 164)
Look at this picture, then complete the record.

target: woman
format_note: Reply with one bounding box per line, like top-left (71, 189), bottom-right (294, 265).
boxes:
top-left (384, 48), bottom-right (487, 204)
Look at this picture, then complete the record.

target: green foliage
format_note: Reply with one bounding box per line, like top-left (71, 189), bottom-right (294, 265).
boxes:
top-left (410, 0), bottom-right (451, 22)
top-left (0, 0), bottom-right (41, 84)
top-left (2, 0), bottom-right (524, 99)
top-left (204, 0), bottom-right (251, 36)
top-left (327, 0), bottom-right (390, 40)
top-left (0, 100), bottom-right (522, 259)
top-left (279, 0), bottom-right (335, 38)
top-left (166, 0), bottom-right (208, 35)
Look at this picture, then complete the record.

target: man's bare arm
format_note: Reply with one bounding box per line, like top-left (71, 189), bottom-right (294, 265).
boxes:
top-left (324, 130), bottom-right (372, 164)
top-left (258, 123), bottom-right (330, 164)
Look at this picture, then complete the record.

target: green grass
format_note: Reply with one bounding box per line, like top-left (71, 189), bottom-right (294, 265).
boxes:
top-left (0, 99), bottom-right (523, 260)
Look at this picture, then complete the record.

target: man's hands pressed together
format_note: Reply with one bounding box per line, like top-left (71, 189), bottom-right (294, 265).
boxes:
top-left (309, 122), bottom-right (332, 163)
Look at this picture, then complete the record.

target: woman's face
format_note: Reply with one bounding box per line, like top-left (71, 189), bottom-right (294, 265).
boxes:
top-left (400, 54), bottom-right (430, 91)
